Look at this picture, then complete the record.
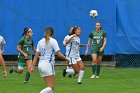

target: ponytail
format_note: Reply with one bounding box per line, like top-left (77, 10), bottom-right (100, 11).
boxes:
top-left (21, 27), bottom-right (31, 37)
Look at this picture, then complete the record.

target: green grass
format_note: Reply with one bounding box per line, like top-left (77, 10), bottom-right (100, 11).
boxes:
top-left (0, 67), bottom-right (140, 93)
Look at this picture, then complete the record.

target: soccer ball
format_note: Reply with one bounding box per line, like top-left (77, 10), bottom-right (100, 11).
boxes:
top-left (89, 10), bottom-right (98, 18)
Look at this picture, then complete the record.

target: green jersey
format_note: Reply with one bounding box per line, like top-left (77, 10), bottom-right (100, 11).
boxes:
top-left (89, 30), bottom-right (106, 50)
top-left (18, 36), bottom-right (34, 57)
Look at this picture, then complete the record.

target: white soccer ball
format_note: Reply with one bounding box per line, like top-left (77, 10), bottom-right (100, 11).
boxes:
top-left (89, 10), bottom-right (98, 18)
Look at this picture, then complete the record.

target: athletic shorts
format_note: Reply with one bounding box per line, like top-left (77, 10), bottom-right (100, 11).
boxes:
top-left (17, 55), bottom-right (32, 70)
top-left (38, 60), bottom-right (55, 77)
top-left (66, 56), bottom-right (82, 65)
top-left (91, 50), bottom-right (104, 56)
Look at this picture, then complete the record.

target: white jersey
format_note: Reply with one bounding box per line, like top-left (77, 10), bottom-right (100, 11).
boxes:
top-left (36, 37), bottom-right (60, 63)
top-left (63, 35), bottom-right (69, 45)
top-left (66, 35), bottom-right (80, 58)
top-left (0, 35), bottom-right (6, 52)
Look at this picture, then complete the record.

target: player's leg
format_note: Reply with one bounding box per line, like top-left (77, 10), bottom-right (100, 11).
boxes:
top-left (77, 58), bottom-right (84, 84)
top-left (0, 53), bottom-right (7, 77)
top-left (10, 58), bottom-right (24, 74)
top-left (24, 59), bottom-right (32, 83)
top-left (39, 61), bottom-right (55, 93)
top-left (96, 51), bottom-right (104, 78)
top-left (40, 75), bottom-right (54, 93)
top-left (90, 51), bottom-right (98, 78)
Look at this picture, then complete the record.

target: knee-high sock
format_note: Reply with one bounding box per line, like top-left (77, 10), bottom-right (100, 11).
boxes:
top-left (96, 65), bottom-right (100, 76)
top-left (92, 64), bottom-right (97, 75)
top-left (40, 87), bottom-right (52, 93)
top-left (78, 70), bottom-right (84, 82)
top-left (25, 72), bottom-right (30, 82)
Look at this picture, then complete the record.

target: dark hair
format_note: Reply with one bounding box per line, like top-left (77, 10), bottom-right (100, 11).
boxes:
top-left (68, 26), bottom-right (74, 36)
top-left (21, 27), bottom-right (31, 37)
top-left (44, 27), bottom-right (54, 37)
top-left (96, 22), bottom-right (102, 30)
top-left (69, 26), bottom-right (79, 36)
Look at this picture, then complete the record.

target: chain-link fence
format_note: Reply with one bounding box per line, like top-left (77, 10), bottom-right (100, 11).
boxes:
top-left (2, 55), bottom-right (140, 68)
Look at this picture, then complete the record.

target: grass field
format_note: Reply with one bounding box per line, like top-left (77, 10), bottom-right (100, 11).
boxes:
top-left (0, 66), bottom-right (140, 93)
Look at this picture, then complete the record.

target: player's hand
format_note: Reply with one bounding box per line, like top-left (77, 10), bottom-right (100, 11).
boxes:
top-left (2, 70), bottom-right (7, 78)
top-left (100, 47), bottom-right (104, 52)
top-left (73, 34), bottom-right (77, 37)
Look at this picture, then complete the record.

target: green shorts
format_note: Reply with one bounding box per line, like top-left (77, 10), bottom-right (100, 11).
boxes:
top-left (17, 55), bottom-right (32, 69)
top-left (91, 50), bottom-right (104, 56)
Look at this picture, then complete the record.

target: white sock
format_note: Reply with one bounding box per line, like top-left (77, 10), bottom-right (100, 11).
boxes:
top-left (40, 87), bottom-right (52, 93)
top-left (78, 70), bottom-right (84, 82)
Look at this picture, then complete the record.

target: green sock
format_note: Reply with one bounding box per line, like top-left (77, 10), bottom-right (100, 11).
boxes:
top-left (13, 67), bottom-right (18, 73)
top-left (96, 65), bottom-right (100, 76)
top-left (92, 64), bottom-right (97, 75)
top-left (25, 72), bottom-right (31, 82)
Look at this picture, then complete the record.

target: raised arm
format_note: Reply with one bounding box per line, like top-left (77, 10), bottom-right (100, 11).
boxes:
top-left (65, 34), bottom-right (76, 44)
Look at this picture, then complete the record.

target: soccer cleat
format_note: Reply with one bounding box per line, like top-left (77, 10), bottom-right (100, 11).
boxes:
top-left (90, 74), bottom-right (96, 78)
top-left (77, 82), bottom-right (82, 84)
top-left (96, 76), bottom-right (99, 79)
top-left (68, 75), bottom-right (72, 78)
top-left (10, 66), bottom-right (14, 74)
top-left (24, 81), bottom-right (28, 84)
top-left (63, 68), bottom-right (67, 77)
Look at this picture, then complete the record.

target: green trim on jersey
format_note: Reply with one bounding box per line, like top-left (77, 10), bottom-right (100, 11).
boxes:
top-left (89, 30), bottom-right (106, 54)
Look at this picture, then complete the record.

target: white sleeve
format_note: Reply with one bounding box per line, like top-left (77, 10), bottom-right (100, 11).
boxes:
top-left (63, 35), bottom-right (68, 45)
top-left (36, 41), bottom-right (40, 52)
top-left (52, 39), bottom-right (60, 52)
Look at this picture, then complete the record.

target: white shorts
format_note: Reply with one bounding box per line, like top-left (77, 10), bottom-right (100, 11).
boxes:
top-left (66, 57), bottom-right (82, 65)
top-left (38, 60), bottom-right (55, 77)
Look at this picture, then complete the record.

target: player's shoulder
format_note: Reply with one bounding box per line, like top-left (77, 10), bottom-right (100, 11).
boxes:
top-left (38, 38), bottom-right (45, 44)
top-left (0, 35), bottom-right (3, 38)
top-left (64, 35), bottom-right (69, 38)
top-left (50, 37), bottom-right (57, 43)
top-left (101, 30), bottom-right (106, 33)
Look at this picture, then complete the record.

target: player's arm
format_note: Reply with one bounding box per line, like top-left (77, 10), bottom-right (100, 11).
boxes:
top-left (85, 38), bottom-right (91, 55)
top-left (32, 46), bottom-right (36, 54)
top-left (79, 44), bottom-right (87, 47)
top-left (100, 37), bottom-right (106, 51)
top-left (31, 40), bottom-right (36, 53)
top-left (56, 50), bottom-right (69, 65)
top-left (53, 39), bottom-right (69, 65)
top-left (65, 34), bottom-right (76, 44)
top-left (32, 51), bottom-right (39, 67)
top-left (1, 39), bottom-right (5, 54)
top-left (17, 45), bottom-right (29, 58)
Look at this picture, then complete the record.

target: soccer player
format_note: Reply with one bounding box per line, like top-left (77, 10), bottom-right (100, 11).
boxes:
top-left (85, 22), bottom-right (107, 78)
top-left (0, 35), bottom-right (7, 77)
top-left (63, 27), bottom-right (76, 78)
top-left (10, 27), bottom-right (36, 83)
top-left (65, 26), bottom-right (87, 84)
top-left (32, 27), bottom-right (69, 93)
